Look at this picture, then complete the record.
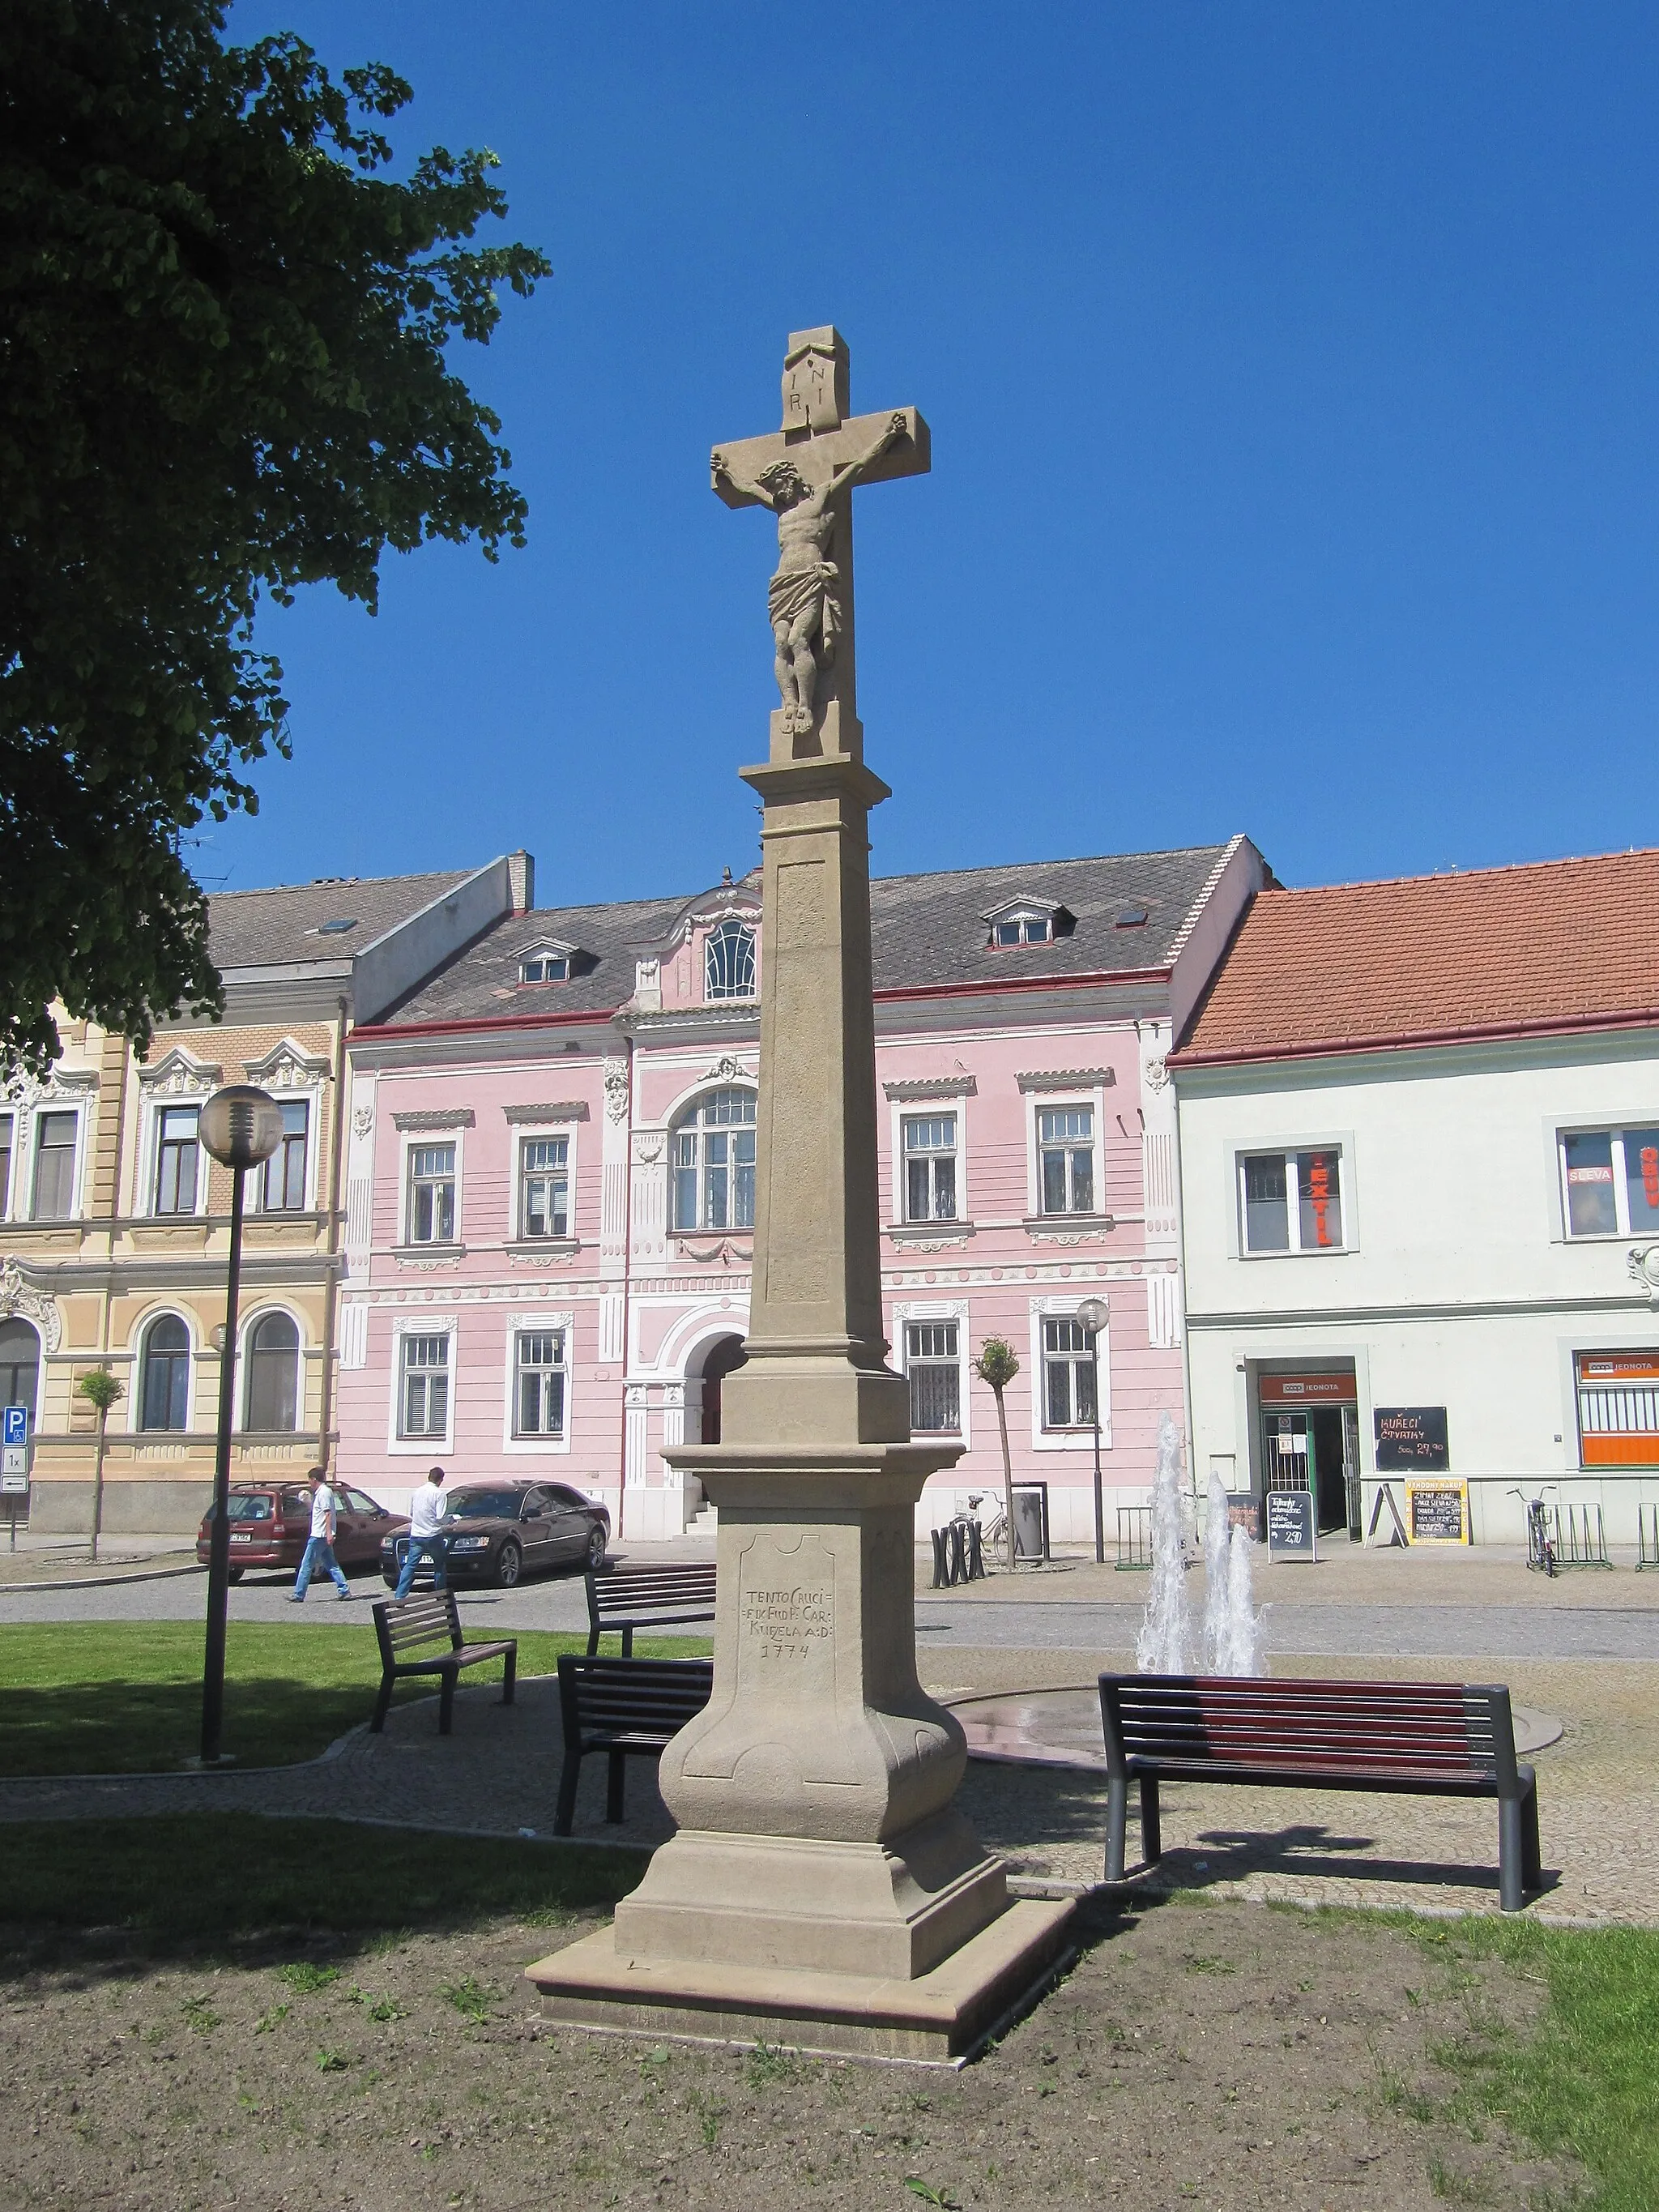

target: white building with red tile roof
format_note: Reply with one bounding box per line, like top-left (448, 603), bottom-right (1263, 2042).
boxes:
top-left (1171, 848), bottom-right (1659, 1548)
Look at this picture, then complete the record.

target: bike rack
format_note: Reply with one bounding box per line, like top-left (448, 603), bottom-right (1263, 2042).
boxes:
top-left (1637, 1503), bottom-right (1659, 1571)
top-left (929, 1516), bottom-right (986, 1588)
top-left (1550, 1502), bottom-right (1612, 1569)
top-left (1115, 1504), bottom-right (1152, 1571)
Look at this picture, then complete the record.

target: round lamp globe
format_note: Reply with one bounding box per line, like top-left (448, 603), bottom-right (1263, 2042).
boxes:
top-left (1076, 1297), bottom-right (1109, 1336)
top-left (198, 1085), bottom-right (284, 1172)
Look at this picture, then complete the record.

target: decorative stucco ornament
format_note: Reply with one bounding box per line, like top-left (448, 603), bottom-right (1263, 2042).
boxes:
top-left (0, 1258), bottom-right (61, 1352)
top-left (1627, 1245), bottom-right (1659, 1308)
top-left (1142, 1056), bottom-right (1171, 1093)
top-left (602, 1059), bottom-right (630, 1124)
top-left (352, 1104), bottom-right (374, 1138)
top-left (701, 1054), bottom-right (750, 1084)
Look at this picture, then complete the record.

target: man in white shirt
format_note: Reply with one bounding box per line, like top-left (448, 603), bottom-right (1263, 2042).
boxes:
top-left (394, 1464), bottom-right (449, 1598)
top-left (291, 1467), bottom-right (353, 1602)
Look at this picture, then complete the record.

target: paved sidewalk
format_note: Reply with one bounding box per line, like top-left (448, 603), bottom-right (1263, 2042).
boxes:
top-left (3, 1642), bottom-right (1653, 1928)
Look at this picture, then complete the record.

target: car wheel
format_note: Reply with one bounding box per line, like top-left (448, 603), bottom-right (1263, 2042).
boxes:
top-left (227, 1567), bottom-right (245, 1585)
top-left (585, 1524), bottom-right (608, 1572)
top-left (494, 1539), bottom-right (522, 1590)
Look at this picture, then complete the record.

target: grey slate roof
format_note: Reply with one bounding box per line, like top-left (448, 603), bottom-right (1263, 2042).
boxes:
top-left (207, 869), bottom-right (476, 971)
top-left (367, 844), bottom-right (1233, 1028)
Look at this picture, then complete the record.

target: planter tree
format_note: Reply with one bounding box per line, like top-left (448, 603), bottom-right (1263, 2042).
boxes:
top-left (75, 1367), bottom-right (124, 1563)
top-left (973, 1337), bottom-right (1021, 1570)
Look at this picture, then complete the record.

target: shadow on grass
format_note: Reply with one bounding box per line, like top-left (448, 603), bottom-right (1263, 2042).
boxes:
top-left (0, 1676), bottom-right (405, 1777)
top-left (0, 1813), bottom-right (645, 1975)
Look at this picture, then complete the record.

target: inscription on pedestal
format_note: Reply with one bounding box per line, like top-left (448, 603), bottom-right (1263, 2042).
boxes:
top-left (736, 1531), bottom-right (836, 1697)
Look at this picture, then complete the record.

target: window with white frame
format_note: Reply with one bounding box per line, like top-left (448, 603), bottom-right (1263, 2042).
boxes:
top-left (139, 1313), bottom-right (190, 1431)
top-left (519, 1136), bottom-right (569, 1239)
top-left (514, 1328), bottom-right (567, 1438)
top-left (0, 1112), bottom-right (12, 1218)
top-left (906, 1321), bottom-right (961, 1432)
top-left (1560, 1126), bottom-right (1659, 1239)
top-left (672, 1087), bottom-right (757, 1232)
top-left (704, 920), bottom-right (756, 1001)
top-left (260, 1100), bottom-right (309, 1211)
top-left (1038, 1105), bottom-right (1094, 1215)
top-left (32, 1109), bottom-right (78, 1219)
top-left (903, 1115), bottom-right (958, 1222)
top-left (1042, 1315), bottom-right (1098, 1429)
top-left (520, 952), bottom-right (568, 983)
top-left (152, 1105), bottom-right (199, 1215)
top-left (993, 915), bottom-right (1051, 946)
top-left (399, 1332), bottom-right (450, 1438)
top-left (407, 1143), bottom-right (456, 1243)
top-left (1239, 1147), bottom-right (1345, 1254)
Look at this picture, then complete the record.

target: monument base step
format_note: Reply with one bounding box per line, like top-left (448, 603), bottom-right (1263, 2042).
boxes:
top-left (523, 1896), bottom-right (1075, 2066)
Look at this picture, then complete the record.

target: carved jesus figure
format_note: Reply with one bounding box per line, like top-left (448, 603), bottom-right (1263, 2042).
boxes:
top-left (712, 412), bottom-right (909, 733)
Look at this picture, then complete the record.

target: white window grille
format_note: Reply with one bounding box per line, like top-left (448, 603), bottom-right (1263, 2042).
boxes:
top-left (520, 953), bottom-right (569, 983)
top-left (704, 920), bottom-right (757, 1001)
top-left (514, 1330), bottom-right (567, 1437)
top-left (1038, 1106), bottom-right (1094, 1215)
top-left (399, 1333), bottom-right (450, 1439)
top-left (903, 1115), bottom-right (958, 1222)
top-left (672, 1087), bottom-right (757, 1232)
top-left (407, 1143), bottom-right (456, 1243)
top-left (993, 915), bottom-right (1051, 946)
top-left (906, 1321), bottom-right (961, 1432)
top-left (520, 1136), bottom-right (569, 1239)
top-left (1042, 1315), bottom-right (1098, 1429)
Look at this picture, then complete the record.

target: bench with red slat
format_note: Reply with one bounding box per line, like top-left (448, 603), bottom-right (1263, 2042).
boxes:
top-left (1098, 1672), bottom-right (1542, 1911)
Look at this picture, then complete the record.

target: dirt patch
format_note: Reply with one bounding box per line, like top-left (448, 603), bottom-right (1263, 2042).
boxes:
top-left (0, 1893), bottom-right (1579, 2210)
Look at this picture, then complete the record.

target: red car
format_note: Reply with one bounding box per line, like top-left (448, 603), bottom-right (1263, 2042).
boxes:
top-left (195, 1482), bottom-right (401, 1582)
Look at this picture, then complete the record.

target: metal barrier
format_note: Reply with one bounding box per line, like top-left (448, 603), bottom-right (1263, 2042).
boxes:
top-left (1115, 1504), bottom-right (1151, 1572)
top-left (1638, 1503), bottom-right (1659, 1571)
top-left (930, 1516), bottom-right (985, 1588)
top-left (1550, 1502), bottom-right (1611, 1569)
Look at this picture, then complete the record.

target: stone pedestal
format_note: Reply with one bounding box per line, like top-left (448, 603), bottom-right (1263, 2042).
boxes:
top-left (526, 335), bottom-right (1073, 2059)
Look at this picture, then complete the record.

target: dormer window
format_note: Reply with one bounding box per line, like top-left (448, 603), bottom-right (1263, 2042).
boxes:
top-left (521, 954), bottom-right (569, 984)
top-left (994, 916), bottom-right (1051, 947)
top-left (704, 920), bottom-right (757, 1002)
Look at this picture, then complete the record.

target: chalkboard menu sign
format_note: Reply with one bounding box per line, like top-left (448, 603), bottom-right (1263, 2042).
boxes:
top-left (1375, 1406), bottom-right (1450, 1472)
top-left (1266, 1486), bottom-right (1316, 1560)
top-left (1226, 1491), bottom-right (1260, 1541)
top-left (1405, 1478), bottom-right (1469, 1545)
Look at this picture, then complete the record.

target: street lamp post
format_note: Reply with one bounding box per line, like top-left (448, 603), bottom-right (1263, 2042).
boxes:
top-left (198, 1085), bottom-right (284, 1766)
top-left (1077, 1297), bottom-right (1110, 1566)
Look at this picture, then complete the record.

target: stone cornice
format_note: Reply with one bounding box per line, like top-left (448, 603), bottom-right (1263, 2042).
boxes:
top-left (501, 1101), bottom-right (590, 1124)
top-left (391, 1108), bottom-right (475, 1132)
top-left (881, 1076), bottom-right (978, 1103)
top-left (1017, 1067), bottom-right (1117, 1092)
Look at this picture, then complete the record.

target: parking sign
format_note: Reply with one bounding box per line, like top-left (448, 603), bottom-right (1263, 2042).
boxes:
top-left (2, 1407), bottom-right (24, 1450)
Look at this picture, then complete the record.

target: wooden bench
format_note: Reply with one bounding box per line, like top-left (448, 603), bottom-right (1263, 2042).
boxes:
top-left (370, 1591), bottom-right (518, 1736)
top-left (584, 1561), bottom-right (717, 1655)
top-left (1098, 1673), bottom-right (1543, 1912)
top-left (554, 1654), bottom-right (714, 1834)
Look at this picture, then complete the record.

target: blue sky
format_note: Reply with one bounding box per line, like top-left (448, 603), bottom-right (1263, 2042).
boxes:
top-left (213, 2), bottom-right (1659, 904)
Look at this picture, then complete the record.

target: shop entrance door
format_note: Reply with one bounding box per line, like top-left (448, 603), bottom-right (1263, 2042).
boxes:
top-left (1258, 1368), bottom-right (1360, 1541)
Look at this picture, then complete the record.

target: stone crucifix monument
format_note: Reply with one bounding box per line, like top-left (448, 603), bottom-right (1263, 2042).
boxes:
top-left (527, 329), bottom-right (1073, 2062)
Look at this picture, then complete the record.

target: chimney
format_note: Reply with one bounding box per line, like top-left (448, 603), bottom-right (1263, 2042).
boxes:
top-left (507, 850), bottom-right (535, 915)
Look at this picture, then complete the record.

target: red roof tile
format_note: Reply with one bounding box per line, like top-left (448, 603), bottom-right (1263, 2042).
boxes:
top-left (1175, 848), bottom-right (1659, 1064)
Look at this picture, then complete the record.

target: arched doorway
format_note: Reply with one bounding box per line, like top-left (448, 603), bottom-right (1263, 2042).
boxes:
top-left (0, 1318), bottom-right (41, 1420)
top-left (695, 1334), bottom-right (748, 1446)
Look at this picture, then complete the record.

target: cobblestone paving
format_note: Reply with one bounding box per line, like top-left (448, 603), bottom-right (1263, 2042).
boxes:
top-left (2, 1642), bottom-right (1654, 1929)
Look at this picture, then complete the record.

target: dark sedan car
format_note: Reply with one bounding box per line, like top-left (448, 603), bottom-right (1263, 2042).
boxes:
top-left (380, 1480), bottom-right (610, 1591)
top-left (196, 1482), bottom-right (401, 1582)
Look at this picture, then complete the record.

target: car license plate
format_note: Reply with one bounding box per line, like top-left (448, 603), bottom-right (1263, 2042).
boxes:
top-left (231, 1533), bottom-right (253, 1543)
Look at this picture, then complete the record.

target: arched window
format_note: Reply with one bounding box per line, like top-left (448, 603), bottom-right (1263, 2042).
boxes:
top-left (244, 1311), bottom-right (300, 1433)
top-left (672, 1087), bottom-right (757, 1232)
top-left (0, 1317), bottom-right (41, 1421)
top-left (139, 1314), bottom-right (190, 1433)
top-left (703, 920), bottom-right (756, 1002)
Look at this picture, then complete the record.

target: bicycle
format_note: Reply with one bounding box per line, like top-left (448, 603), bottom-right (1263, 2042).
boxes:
top-left (965, 1492), bottom-right (1009, 1554)
top-left (1508, 1484), bottom-right (1558, 1577)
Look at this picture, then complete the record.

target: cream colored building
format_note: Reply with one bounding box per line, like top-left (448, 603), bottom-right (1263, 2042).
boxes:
top-left (2, 856), bottom-right (530, 1532)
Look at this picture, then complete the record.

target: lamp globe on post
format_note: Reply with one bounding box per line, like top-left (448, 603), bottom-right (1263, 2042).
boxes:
top-left (1076, 1297), bottom-right (1110, 1566)
top-left (197, 1085), bottom-right (284, 1766)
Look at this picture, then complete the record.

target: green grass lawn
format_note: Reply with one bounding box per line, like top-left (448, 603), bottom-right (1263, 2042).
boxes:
top-left (0, 1622), bottom-right (711, 1778)
top-left (0, 1813), bottom-right (640, 1956)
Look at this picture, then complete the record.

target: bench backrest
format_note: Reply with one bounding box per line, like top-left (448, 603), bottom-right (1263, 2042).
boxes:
top-left (1098, 1674), bottom-right (1517, 1789)
top-left (373, 1590), bottom-right (462, 1663)
top-left (558, 1654), bottom-right (714, 1742)
top-left (586, 1563), bottom-right (717, 1629)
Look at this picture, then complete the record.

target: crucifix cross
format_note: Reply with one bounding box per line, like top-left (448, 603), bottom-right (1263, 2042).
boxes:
top-left (710, 327), bottom-right (930, 762)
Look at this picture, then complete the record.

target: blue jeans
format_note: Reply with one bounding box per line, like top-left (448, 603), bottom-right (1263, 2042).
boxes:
top-left (394, 1533), bottom-right (447, 1598)
top-left (295, 1537), bottom-right (350, 1599)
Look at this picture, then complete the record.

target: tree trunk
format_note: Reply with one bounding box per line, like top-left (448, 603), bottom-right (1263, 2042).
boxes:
top-left (88, 1406), bottom-right (108, 1564)
top-left (993, 1385), bottom-right (1016, 1571)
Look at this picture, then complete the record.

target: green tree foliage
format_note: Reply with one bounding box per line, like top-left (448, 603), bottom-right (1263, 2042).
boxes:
top-left (0, 1), bottom-right (550, 1075)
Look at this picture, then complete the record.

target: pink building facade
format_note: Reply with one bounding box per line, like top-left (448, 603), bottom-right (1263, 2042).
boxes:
top-left (336, 838), bottom-right (1267, 1539)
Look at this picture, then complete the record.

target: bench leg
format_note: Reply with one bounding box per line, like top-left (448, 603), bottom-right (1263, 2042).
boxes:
top-left (586, 1626), bottom-right (599, 1657)
top-left (1498, 1788), bottom-right (1526, 1911)
top-left (554, 1748), bottom-right (581, 1837)
top-left (438, 1671), bottom-right (456, 1737)
top-left (621, 1626), bottom-right (633, 1659)
top-left (1105, 1774), bottom-right (1129, 1882)
top-left (501, 1648), bottom-right (517, 1707)
top-left (606, 1749), bottom-right (626, 1824)
top-left (1140, 1774), bottom-right (1162, 1868)
top-left (370, 1675), bottom-right (394, 1735)
top-left (1522, 1777), bottom-right (1542, 1892)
